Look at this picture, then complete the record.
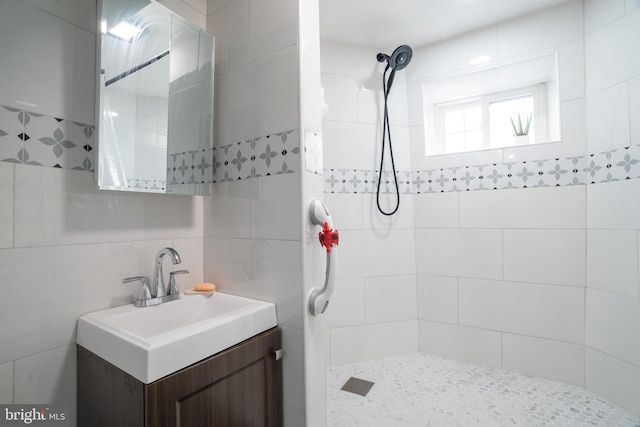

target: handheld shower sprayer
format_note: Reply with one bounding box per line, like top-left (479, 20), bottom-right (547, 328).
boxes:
top-left (376, 45), bottom-right (413, 216)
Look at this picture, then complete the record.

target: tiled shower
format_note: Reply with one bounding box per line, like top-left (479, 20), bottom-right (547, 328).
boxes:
top-left (0, 0), bottom-right (639, 426)
top-left (322, 0), bottom-right (640, 419)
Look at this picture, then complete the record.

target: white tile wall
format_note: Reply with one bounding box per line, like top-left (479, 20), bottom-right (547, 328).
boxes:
top-left (0, 361), bottom-right (12, 404)
top-left (0, 0), bottom-right (95, 125)
top-left (321, 74), bottom-right (358, 123)
top-left (329, 320), bottom-right (418, 366)
top-left (459, 186), bottom-right (586, 229)
top-left (363, 193), bottom-right (415, 231)
top-left (0, 163), bottom-right (13, 248)
top-left (413, 192), bottom-right (459, 229)
top-left (459, 279), bottom-right (585, 343)
top-left (502, 334), bottom-right (585, 387)
top-left (586, 82), bottom-right (631, 152)
top-left (418, 320), bottom-right (502, 369)
top-left (586, 289), bottom-right (640, 366)
top-left (558, 41), bottom-right (586, 101)
top-left (584, 0), bottom-right (625, 36)
top-left (250, 175), bottom-right (301, 241)
top-left (207, 0), bottom-right (249, 75)
top-left (365, 275), bottom-right (417, 324)
top-left (586, 347), bottom-right (640, 417)
top-left (321, 193), bottom-right (364, 230)
top-left (325, 278), bottom-right (365, 328)
top-left (497, 0), bottom-right (583, 59)
top-left (249, 0), bottom-right (297, 61)
top-left (629, 75), bottom-right (640, 146)
top-left (587, 229), bottom-right (639, 296)
top-left (585, 6), bottom-right (640, 94)
top-left (503, 229), bottom-right (586, 286)
top-left (587, 179), bottom-right (640, 229)
top-left (415, 229), bottom-right (503, 279)
top-left (416, 275), bottom-right (458, 324)
top-left (203, 180), bottom-right (252, 238)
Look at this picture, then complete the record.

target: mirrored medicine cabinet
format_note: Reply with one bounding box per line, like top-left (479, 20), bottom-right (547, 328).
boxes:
top-left (97, 0), bottom-right (215, 195)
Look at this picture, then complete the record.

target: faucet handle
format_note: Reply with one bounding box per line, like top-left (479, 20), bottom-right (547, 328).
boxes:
top-left (123, 276), bottom-right (152, 305)
top-left (168, 270), bottom-right (189, 295)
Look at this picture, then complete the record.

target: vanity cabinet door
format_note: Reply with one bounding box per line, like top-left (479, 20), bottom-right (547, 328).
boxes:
top-left (145, 327), bottom-right (283, 427)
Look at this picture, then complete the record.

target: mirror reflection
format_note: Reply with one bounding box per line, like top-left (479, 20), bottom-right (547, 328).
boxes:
top-left (98, 0), bottom-right (214, 195)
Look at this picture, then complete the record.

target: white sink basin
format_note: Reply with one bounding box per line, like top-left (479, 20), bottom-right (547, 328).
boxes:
top-left (77, 292), bottom-right (277, 383)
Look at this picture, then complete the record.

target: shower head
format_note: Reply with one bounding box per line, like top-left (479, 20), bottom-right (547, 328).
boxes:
top-left (377, 45), bottom-right (413, 71)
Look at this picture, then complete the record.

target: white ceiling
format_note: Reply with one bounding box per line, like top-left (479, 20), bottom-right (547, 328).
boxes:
top-left (320, 0), bottom-right (574, 50)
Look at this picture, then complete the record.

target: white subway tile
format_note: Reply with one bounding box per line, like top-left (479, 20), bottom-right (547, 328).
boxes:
top-left (586, 83), bottom-right (630, 152)
top-left (558, 41), bottom-right (585, 101)
top-left (365, 275), bottom-right (417, 324)
top-left (0, 0), bottom-right (95, 125)
top-left (459, 186), bottom-right (586, 229)
top-left (305, 315), bottom-right (327, 412)
top-left (325, 278), bottom-right (365, 328)
top-left (14, 345), bottom-right (76, 420)
top-left (348, 229), bottom-right (416, 279)
top-left (587, 179), bottom-right (640, 229)
top-left (22, 0), bottom-right (96, 32)
top-left (497, 0), bottom-right (583, 59)
top-left (158, 0), bottom-right (206, 28)
top-left (362, 193), bottom-right (415, 231)
top-left (415, 229), bottom-right (503, 280)
top-left (586, 289), bottom-right (640, 366)
top-left (587, 230), bottom-right (639, 296)
top-left (417, 275), bottom-right (458, 324)
top-left (584, 0), bottom-right (625, 36)
top-left (320, 42), bottom-right (382, 79)
top-left (279, 324), bottom-right (305, 415)
top-left (250, 175), bottom-right (301, 241)
top-left (630, 75), bottom-right (640, 147)
top-left (418, 320), bottom-right (502, 369)
top-left (585, 6), bottom-right (640, 94)
top-left (14, 166), bottom-right (203, 247)
top-left (207, 0), bottom-right (249, 76)
top-left (459, 278), bottom-right (585, 343)
top-left (322, 193), bottom-right (364, 230)
top-left (249, 0), bottom-right (297, 61)
top-left (0, 361), bottom-right (12, 404)
top-left (208, 0), bottom-right (233, 14)
top-left (299, 0), bottom-right (320, 56)
top-left (0, 163), bottom-right (13, 248)
top-left (321, 74), bottom-right (358, 123)
top-left (204, 237), bottom-right (303, 327)
top-left (586, 347), bottom-right (640, 417)
top-left (504, 229), bottom-right (586, 287)
top-left (414, 192), bottom-right (459, 229)
top-left (322, 121), bottom-right (379, 171)
top-left (204, 180), bottom-right (252, 238)
top-left (503, 334), bottom-right (585, 387)
top-left (329, 320), bottom-right (418, 366)
top-left (627, 0), bottom-right (640, 11)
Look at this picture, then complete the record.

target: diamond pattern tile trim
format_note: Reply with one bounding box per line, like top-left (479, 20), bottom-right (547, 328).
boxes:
top-left (325, 146), bottom-right (640, 194)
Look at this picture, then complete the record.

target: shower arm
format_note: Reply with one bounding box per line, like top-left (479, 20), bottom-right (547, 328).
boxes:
top-left (308, 198), bottom-right (339, 316)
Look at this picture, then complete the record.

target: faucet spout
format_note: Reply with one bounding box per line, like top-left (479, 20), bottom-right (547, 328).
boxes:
top-left (152, 247), bottom-right (181, 298)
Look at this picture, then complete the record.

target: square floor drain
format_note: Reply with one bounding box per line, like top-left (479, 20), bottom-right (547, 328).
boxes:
top-left (340, 376), bottom-right (375, 397)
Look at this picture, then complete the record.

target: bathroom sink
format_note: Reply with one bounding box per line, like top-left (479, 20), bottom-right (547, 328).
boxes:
top-left (77, 292), bottom-right (277, 383)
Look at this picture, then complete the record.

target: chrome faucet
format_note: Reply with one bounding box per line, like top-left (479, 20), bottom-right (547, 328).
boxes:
top-left (124, 247), bottom-right (189, 307)
top-left (152, 247), bottom-right (181, 298)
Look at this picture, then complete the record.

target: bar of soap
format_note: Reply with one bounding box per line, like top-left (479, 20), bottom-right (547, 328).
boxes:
top-left (194, 283), bottom-right (216, 292)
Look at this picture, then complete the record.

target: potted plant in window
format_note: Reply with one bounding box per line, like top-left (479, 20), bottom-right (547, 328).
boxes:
top-left (510, 112), bottom-right (532, 144)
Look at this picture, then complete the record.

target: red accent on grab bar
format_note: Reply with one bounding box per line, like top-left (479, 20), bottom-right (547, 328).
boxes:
top-left (318, 222), bottom-right (339, 253)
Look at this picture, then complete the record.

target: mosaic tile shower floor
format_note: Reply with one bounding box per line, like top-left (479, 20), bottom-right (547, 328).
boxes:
top-left (327, 353), bottom-right (640, 427)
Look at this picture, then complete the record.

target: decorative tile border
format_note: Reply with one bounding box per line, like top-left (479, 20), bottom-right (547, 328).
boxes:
top-left (0, 105), bottom-right (94, 171)
top-left (212, 129), bottom-right (300, 182)
top-left (325, 145), bottom-right (640, 194)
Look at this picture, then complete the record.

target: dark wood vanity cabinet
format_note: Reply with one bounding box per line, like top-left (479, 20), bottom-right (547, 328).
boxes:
top-left (78, 327), bottom-right (283, 427)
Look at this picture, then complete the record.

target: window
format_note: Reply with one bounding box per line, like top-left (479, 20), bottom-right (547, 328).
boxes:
top-left (422, 52), bottom-right (561, 156)
top-left (434, 85), bottom-right (546, 155)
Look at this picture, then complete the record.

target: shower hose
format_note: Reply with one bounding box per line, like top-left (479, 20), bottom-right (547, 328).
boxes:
top-left (376, 65), bottom-right (401, 216)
